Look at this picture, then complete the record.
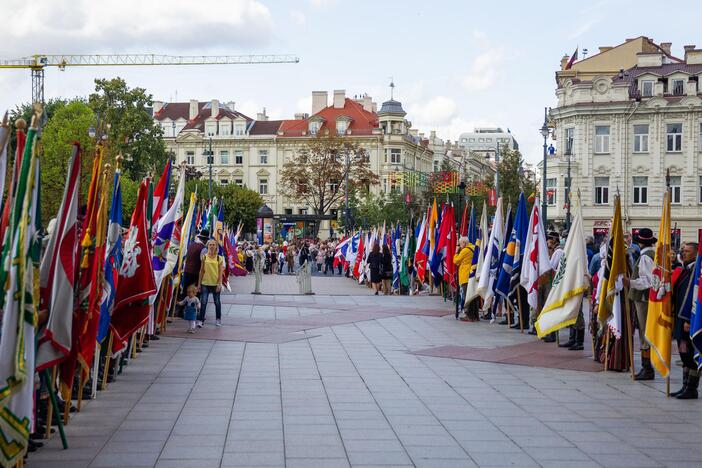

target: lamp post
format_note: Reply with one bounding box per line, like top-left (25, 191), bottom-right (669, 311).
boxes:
top-left (494, 144), bottom-right (500, 199)
top-left (540, 107), bottom-right (550, 226)
top-left (344, 149), bottom-right (350, 236)
top-left (203, 132), bottom-right (214, 200)
top-left (564, 146), bottom-right (572, 232)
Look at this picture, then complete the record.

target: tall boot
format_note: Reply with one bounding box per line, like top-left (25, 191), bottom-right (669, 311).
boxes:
top-left (559, 327), bottom-right (576, 348)
top-left (670, 368), bottom-right (689, 398)
top-left (568, 329), bottom-right (585, 350)
top-left (676, 370), bottom-right (699, 400)
top-left (634, 350), bottom-right (655, 381)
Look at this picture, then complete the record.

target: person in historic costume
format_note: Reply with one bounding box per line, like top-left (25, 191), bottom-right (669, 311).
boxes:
top-left (671, 242), bottom-right (699, 399)
top-left (624, 228), bottom-right (657, 380)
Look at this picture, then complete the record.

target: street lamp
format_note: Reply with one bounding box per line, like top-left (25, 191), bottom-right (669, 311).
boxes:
top-left (539, 107), bottom-right (551, 226)
top-left (564, 145), bottom-right (572, 232)
top-left (203, 132), bottom-right (214, 200)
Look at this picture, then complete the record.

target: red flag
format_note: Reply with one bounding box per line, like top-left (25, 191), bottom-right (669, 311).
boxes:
top-left (110, 179), bottom-right (157, 344)
top-left (565, 47), bottom-right (578, 70)
top-left (459, 203), bottom-right (468, 237)
top-left (353, 234), bottom-right (365, 279)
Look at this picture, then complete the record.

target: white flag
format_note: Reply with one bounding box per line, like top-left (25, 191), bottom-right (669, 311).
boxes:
top-left (465, 202), bottom-right (488, 304)
top-left (478, 197), bottom-right (503, 308)
top-left (519, 197), bottom-right (552, 311)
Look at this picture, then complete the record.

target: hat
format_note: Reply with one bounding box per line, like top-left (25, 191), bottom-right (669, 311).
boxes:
top-left (634, 228), bottom-right (657, 246)
top-left (198, 229), bottom-right (210, 240)
top-left (547, 231), bottom-right (560, 242)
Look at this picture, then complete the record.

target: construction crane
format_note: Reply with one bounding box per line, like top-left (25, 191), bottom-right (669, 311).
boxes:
top-left (0, 54), bottom-right (300, 105)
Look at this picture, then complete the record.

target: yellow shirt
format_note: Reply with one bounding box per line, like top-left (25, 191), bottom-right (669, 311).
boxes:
top-left (453, 244), bottom-right (474, 285)
top-left (201, 254), bottom-right (224, 286)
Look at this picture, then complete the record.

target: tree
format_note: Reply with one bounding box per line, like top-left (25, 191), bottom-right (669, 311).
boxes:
top-left (349, 190), bottom-right (420, 229)
top-left (8, 98), bottom-right (67, 153)
top-left (184, 179), bottom-right (263, 234)
top-left (279, 133), bottom-right (379, 235)
top-left (89, 77), bottom-right (167, 179)
top-left (489, 144), bottom-right (538, 214)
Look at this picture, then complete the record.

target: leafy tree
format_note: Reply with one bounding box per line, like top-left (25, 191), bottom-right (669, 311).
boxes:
top-left (88, 77), bottom-right (167, 179)
top-left (39, 100), bottom-right (95, 224)
top-left (492, 144), bottom-right (537, 214)
top-left (184, 179), bottom-right (262, 234)
top-left (8, 98), bottom-right (67, 153)
top-left (279, 133), bottom-right (379, 236)
top-left (119, 175), bottom-right (140, 219)
top-left (349, 190), bottom-right (421, 229)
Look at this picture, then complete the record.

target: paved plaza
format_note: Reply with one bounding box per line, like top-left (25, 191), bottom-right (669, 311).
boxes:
top-left (31, 275), bottom-right (702, 468)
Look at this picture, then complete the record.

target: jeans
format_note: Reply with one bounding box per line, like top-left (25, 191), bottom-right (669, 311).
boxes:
top-left (199, 285), bottom-right (221, 322)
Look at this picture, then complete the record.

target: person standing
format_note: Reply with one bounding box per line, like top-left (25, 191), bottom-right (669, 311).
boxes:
top-left (671, 242), bottom-right (699, 399)
top-left (299, 242), bottom-right (310, 269)
top-left (286, 246), bottom-right (295, 273)
top-left (197, 239), bottom-right (225, 327)
top-left (178, 285), bottom-right (200, 333)
top-left (624, 228), bottom-right (657, 380)
top-left (181, 230), bottom-right (208, 301)
top-left (453, 237), bottom-right (473, 319)
top-left (316, 248), bottom-right (324, 273)
top-left (381, 244), bottom-right (393, 295)
top-left (367, 243), bottom-right (383, 295)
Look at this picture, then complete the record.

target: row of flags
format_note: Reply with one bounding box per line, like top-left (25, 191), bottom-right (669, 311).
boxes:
top-left (0, 111), bottom-right (247, 465)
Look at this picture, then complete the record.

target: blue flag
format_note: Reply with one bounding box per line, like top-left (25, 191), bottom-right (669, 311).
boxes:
top-left (97, 170), bottom-right (123, 343)
top-left (493, 207), bottom-right (514, 305)
top-left (392, 224), bottom-right (401, 290)
top-left (689, 241), bottom-right (702, 368)
top-left (430, 204), bottom-right (445, 284)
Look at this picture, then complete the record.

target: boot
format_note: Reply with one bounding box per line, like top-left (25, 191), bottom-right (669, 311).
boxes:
top-left (568, 329), bottom-right (585, 350)
top-left (559, 328), bottom-right (576, 348)
top-left (634, 351), bottom-right (655, 381)
top-left (676, 371), bottom-right (699, 400)
top-left (671, 368), bottom-right (689, 398)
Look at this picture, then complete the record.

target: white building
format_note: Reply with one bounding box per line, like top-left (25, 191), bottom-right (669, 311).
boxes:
top-left (457, 127), bottom-right (519, 162)
top-left (546, 38), bottom-right (702, 242)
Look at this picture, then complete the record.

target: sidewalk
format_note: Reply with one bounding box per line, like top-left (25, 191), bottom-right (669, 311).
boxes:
top-left (30, 275), bottom-right (702, 467)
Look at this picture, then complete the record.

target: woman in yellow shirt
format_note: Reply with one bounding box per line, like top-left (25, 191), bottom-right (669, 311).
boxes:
top-left (197, 239), bottom-right (225, 327)
top-left (453, 237), bottom-right (474, 320)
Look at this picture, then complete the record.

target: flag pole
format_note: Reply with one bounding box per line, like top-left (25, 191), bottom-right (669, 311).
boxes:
top-left (623, 287), bottom-right (636, 380)
top-left (44, 367), bottom-right (56, 440)
top-left (42, 369), bottom-right (68, 449)
top-left (517, 287), bottom-right (524, 333)
top-left (91, 342), bottom-right (100, 399)
top-left (101, 333), bottom-right (114, 390)
top-left (76, 372), bottom-right (86, 411)
top-left (603, 329), bottom-right (610, 372)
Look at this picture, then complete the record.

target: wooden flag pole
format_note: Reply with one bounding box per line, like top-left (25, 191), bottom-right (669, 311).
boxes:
top-left (62, 388), bottom-right (71, 425)
top-left (603, 329), bottom-right (611, 372)
top-left (517, 287), bottom-right (524, 333)
top-left (101, 333), bottom-right (114, 390)
top-left (130, 333), bottom-right (137, 359)
top-left (76, 372), bottom-right (86, 411)
top-left (44, 367), bottom-right (56, 439)
top-left (666, 376), bottom-right (670, 397)
top-left (41, 369), bottom-right (68, 449)
top-left (91, 342), bottom-right (100, 399)
top-left (622, 290), bottom-right (636, 380)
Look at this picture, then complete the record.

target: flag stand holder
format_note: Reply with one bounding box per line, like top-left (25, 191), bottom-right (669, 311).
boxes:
top-left (42, 369), bottom-right (68, 449)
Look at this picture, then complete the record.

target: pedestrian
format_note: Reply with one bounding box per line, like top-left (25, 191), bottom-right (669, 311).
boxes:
top-left (197, 239), bottom-right (225, 327)
top-left (324, 248), bottom-right (334, 274)
top-left (277, 248), bottom-right (285, 274)
top-left (671, 242), bottom-right (699, 399)
top-left (316, 248), bottom-right (324, 272)
top-left (453, 236), bottom-right (473, 319)
top-left (381, 244), bottom-right (393, 294)
top-left (178, 285), bottom-right (200, 333)
top-left (181, 230), bottom-right (208, 302)
top-left (367, 243), bottom-right (383, 295)
top-left (286, 247), bottom-right (295, 273)
top-left (270, 246), bottom-right (278, 275)
top-left (299, 242), bottom-right (310, 268)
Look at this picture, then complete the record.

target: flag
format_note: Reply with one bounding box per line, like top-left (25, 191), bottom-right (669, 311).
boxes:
top-left (345, 232), bottom-right (360, 268)
top-left (110, 179), bottom-right (157, 345)
top-left (565, 47), bottom-right (578, 70)
top-left (437, 205), bottom-right (456, 287)
top-left (430, 203), bottom-right (445, 284)
top-left (392, 224), bottom-right (401, 290)
top-left (97, 166), bottom-right (123, 344)
top-left (0, 114), bottom-right (9, 216)
top-left (0, 119), bottom-right (41, 466)
top-left (519, 197), bottom-right (552, 311)
top-left (494, 206), bottom-right (515, 307)
top-left (427, 199), bottom-right (438, 276)
top-left (534, 196), bottom-right (589, 337)
top-left (36, 143), bottom-right (81, 370)
top-left (400, 223), bottom-right (413, 288)
top-left (353, 232), bottom-right (365, 280)
top-left (414, 214), bottom-right (428, 283)
top-left (508, 193), bottom-right (529, 303)
top-left (152, 165), bottom-right (186, 294)
top-left (459, 203), bottom-right (468, 237)
top-left (597, 196), bottom-right (629, 341)
top-left (465, 203), bottom-right (488, 304)
top-left (690, 238), bottom-right (702, 368)
top-left (478, 197), bottom-right (504, 307)
top-left (215, 199), bottom-right (224, 243)
top-left (152, 158), bottom-right (172, 227)
top-left (645, 191), bottom-right (673, 377)
top-left (173, 191), bottom-right (197, 291)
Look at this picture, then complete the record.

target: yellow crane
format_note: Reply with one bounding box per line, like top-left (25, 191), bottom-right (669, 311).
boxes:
top-left (0, 54), bottom-right (300, 104)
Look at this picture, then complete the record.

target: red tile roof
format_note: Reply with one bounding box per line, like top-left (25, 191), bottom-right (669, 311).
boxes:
top-left (154, 101), bottom-right (252, 133)
top-left (249, 120), bottom-right (284, 135)
top-left (153, 101), bottom-right (205, 121)
top-left (278, 98), bottom-right (378, 137)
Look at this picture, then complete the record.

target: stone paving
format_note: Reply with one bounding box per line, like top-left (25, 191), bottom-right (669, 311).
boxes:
top-left (30, 275), bottom-right (702, 468)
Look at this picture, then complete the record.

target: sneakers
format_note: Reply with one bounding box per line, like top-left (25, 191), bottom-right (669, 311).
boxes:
top-left (215, 319), bottom-right (222, 327)
top-left (187, 329), bottom-right (195, 334)
top-left (196, 321), bottom-right (203, 328)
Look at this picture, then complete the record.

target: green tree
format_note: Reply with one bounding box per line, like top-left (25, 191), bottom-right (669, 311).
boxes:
top-left (184, 179), bottom-right (262, 235)
top-left (119, 175), bottom-right (140, 220)
top-left (89, 77), bottom-right (167, 179)
top-left (39, 100), bottom-right (95, 223)
top-left (8, 98), bottom-right (67, 153)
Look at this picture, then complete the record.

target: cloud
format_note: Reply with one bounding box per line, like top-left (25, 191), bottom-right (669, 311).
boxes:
top-left (461, 49), bottom-right (504, 92)
top-left (289, 10), bottom-right (306, 26)
top-left (567, 19), bottom-right (597, 40)
top-left (308, 0), bottom-right (336, 7)
top-left (408, 96), bottom-right (457, 127)
top-left (0, 0), bottom-right (274, 55)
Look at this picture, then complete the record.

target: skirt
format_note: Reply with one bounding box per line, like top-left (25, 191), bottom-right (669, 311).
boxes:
top-left (184, 305), bottom-right (197, 321)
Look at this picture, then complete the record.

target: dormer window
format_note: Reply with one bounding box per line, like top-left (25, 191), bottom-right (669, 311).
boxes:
top-left (235, 123), bottom-right (246, 136)
top-left (205, 122), bottom-right (217, 136)
top-left (672, 79), bottom-right (685, 96)
top-left (641, 80), bottom-right (654, 97)
top-left (336, 120), bottom-right (348, 135)
top-left (309, 121), bottom-right (321, 135)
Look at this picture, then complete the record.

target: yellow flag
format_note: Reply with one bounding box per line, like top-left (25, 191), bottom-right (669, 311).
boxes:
top-left (645, 191), bottom-right (673, 377)
top-left (597, 195), bottom-right (627, 331)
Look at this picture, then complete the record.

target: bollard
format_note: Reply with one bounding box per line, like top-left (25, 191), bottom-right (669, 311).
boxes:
top-left (297, 261), bottom-right (314, 295)
top-left (252, 250), bottom-right (263, 295)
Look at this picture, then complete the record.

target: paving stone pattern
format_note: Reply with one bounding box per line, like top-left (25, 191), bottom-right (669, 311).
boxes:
top-left (31, 275), bottom-right (702, 468)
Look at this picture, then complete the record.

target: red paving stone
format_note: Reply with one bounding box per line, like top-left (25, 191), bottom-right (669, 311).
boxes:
top-left (412, 340), bottom-right (603, 372)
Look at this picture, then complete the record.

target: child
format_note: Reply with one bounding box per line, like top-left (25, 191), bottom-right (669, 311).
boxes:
top-left (179, 285), bottom-right (200, 333)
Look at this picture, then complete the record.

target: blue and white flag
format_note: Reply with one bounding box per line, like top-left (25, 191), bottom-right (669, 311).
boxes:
top-left (478, 197), bottom-right (503, 308)
top-left (152, 165), bottom-right (185, 295)
top-left (392, 224), bottom-right (401, 290)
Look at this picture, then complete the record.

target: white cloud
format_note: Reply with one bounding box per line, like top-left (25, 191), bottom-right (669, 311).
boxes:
top-left (0, 0), bottom-right (274, 55)
top-left (408, 96), bottom-right (457, 127)
top-left (461, 49), bottom-right (504, 92)
top-left (289, 10), bottom-right (306, 26)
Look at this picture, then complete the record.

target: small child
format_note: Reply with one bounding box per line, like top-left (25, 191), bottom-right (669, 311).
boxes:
top-left (178, 285), bottom-right (200, 333)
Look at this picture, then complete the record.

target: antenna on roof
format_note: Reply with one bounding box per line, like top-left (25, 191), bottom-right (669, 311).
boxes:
top-left (582, 48), bottom-right (589, 59)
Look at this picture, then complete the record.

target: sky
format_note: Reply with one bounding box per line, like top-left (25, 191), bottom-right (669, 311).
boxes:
top-left (1, 0), bottom-right (701, 163)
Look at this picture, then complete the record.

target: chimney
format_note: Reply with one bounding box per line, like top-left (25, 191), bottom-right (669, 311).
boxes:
top-left (152, 100), bottom-right (164, 115)
top-left (189, 99), bottom-right (198, 120)
top-left (256, 108), bottom-right (268, 121)
top-left (311, 91), bottom-right (328, 114)
top-left (225, 101), bottom-right (235, 111)
top-left (333, 89), bottom-right (345, 109)
top-left (598, 46), bottom-right (613, 53)
top-left (560, 54), bottom-right (569, 70)
top-left (211, 99), bottom-right (219, 118)
top-left (659, 42), bottom-right (672, 55)
top-left (294, 113), bottom-right (309, 120)
top-left (362, 95), bottom-right (373, 112)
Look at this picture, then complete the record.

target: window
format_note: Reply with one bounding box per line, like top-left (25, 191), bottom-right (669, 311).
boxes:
top-left (235, 124), bottom-right (245, 136)
top-left (284, 208), bottom-right (293, 215)
top-left (220, 124), bottom-right (231, 136)
top-left (595, 126), bottom-right (610, 153)
top-left (234, 150), bottom-right (243, 165)
top-left (235, 178), bottom-right (243, 187)
top-left (299, 208), bottom-right (307, 215)
top-left (667, 123), bottom-right (682, 152)
top-left (258, 178), bottom-right (268, 195)
top-left (390, 148), bottom-right (401, 164)
top-left (672, 79), bottom-right (684, 96)
top-left (205, 124), bottom-right (217, 136)
top-left (219, 150), bottom-right (229, 165)
top-left (641, 80), bottom-right (654, 97)
top-left (594, 177), bottom-right (609, 205)
top-left (469, 138), bottom-right (475, 142)
top-left (478, 138), bottom-right (484, 142)
top-left (204, 150), bottom-right (214, 165)
top-left (433, 160), bottom-right (440, 172)
top-left (186, 151), bottom-right (195, 165)
top-left (633, 176), bottom-right (648, 204)
top-left (309, 121), bottom-right (321, 135)
top-left (546, 178), bottom-right (557, 206)
top-left (669, 176), bottom-right (681, 204)
top-left (259, 149), bottom-right (268, 164)
top-left (486, 138), bottom-right (493, 142)
top-left (565, 127), bottom-right (574, 154)
top-left (699, 123), bottom-right (702, 151)
top-left (336, 120), bottom-right (347, 135)
top-left (220, 179), bottom-right (229, 185)
top-left (633, 124), bottom-right (649, 153)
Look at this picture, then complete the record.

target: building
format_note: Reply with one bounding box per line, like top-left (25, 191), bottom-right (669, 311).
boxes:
top-left (546, 36), bottom-right (702, 242)
top-left (153, 89), bottom-right (434, 237)
top-left (457, 127), bottom-right (519, 162)
top-left (427, 132), bottom-right (494, 182)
